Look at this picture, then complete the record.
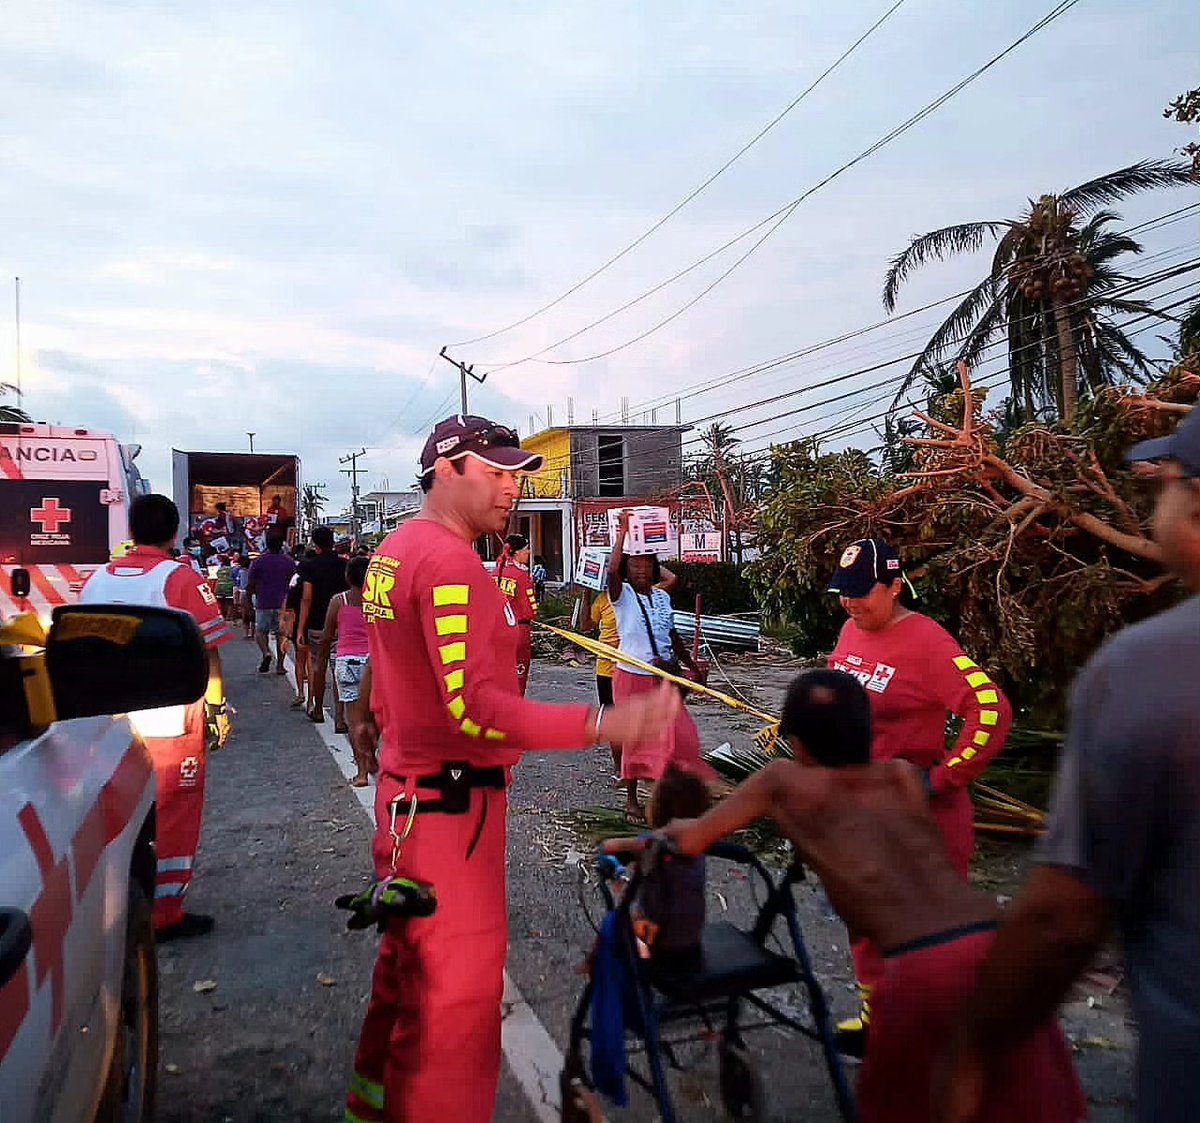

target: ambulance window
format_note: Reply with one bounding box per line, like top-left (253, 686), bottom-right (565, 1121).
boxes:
top-left (0, 481), bottom-right (110, 565)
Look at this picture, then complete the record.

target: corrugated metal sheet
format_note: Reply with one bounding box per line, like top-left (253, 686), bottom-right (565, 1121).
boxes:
top-left (672, 610), bottom-right (760, 650)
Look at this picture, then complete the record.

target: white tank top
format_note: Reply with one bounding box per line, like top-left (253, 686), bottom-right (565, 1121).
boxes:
top-left (80, 558), bottom-right (177, 608)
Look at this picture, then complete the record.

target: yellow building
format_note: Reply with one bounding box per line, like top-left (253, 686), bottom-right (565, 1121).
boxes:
top-left (511, 424), bottom-right (689, 585)
top-left (521, 429), bottom-right (572, 499)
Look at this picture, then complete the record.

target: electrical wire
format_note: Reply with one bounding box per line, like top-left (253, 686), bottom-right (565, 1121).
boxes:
top-left (597, 201), bottom-right (1200, 423)
top-left (468, 0), bottom-right (1086, 374)
top-left (525, 252), bottom-right (1200, 482)
top-left (737, 288), bottom-right (1200, 455)
top-left (447, 0), bottom-right (909, 348)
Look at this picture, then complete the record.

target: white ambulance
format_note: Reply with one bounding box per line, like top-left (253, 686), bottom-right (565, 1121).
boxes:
top-left (0, 603), bottom-right (207, 1123)
top-left (0, 422), bottom-right (149, 620)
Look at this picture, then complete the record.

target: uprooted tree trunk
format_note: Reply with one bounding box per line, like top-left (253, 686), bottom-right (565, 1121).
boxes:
top-left (747, 360), bottom-right (1197, 728)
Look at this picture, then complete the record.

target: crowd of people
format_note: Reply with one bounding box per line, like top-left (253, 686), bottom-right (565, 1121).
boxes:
top-left (84, 403), bottom-right (1197, 1123)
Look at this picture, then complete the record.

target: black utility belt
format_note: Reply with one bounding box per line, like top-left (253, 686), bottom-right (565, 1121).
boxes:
top-left (391, 761), bottom-right (507, 816)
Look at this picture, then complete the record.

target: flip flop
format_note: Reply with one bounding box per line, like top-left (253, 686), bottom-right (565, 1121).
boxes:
top-left (623, 806), bottom-right (648, 827)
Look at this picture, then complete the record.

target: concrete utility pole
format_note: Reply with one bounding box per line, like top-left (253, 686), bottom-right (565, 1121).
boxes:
top-left (340, 448), bottom-right (367, 543)
top-left (438, 346), bottom-right (487, 414)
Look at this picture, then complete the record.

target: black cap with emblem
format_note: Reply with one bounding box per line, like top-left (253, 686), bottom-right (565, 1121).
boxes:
top-left (419, 415), bottom-right (544, 478)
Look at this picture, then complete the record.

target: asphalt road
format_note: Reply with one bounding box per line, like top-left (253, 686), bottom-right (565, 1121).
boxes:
top-left (155, 638), bottom-right (1136, 1122)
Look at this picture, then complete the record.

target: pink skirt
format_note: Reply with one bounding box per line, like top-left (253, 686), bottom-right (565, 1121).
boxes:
top-left (613, 669), bottom-right (716, 783)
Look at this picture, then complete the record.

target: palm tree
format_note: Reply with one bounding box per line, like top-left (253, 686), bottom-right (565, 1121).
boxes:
top-left (882, 160), bottom-right (1194, 420)
top-left (300, 483), bottom-right (327, 532)
top-left (0, 381), bottom-right (31, 423)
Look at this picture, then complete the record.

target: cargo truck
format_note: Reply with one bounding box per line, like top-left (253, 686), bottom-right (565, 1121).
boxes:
top-left (170, 449), bottom-right (301, 552)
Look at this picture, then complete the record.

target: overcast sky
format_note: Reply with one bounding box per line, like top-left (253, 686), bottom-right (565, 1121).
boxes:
top-left (2, 0), bottom-right (1195, 511)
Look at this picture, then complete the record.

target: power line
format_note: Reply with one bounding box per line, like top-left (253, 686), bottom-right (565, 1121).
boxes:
top-left (447, 0), bottom-right (909, 349)
top-left (699, 272), bottom-right (1200, 449)
top-left (597, 201), bottom-right (1200, 423)
top-left (736, 286), bottom-right (1200, 455)
top-left (466, 0), bottom-right (1086, 374)
top-left (525, 258), bottom-right (1200, 483)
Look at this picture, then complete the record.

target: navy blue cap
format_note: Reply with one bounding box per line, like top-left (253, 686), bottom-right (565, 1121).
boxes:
top-left (826, 538), bottom-right (904, 598)
top-left (1127, 406), bottom-right (1200, 476)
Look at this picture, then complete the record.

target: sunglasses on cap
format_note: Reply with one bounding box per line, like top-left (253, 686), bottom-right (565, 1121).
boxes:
top-left (463, 422), bottom-right (519, 450)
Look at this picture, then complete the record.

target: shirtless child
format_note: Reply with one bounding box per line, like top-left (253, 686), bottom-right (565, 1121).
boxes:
top-left (623, 669), bottom-right (1085, 1123)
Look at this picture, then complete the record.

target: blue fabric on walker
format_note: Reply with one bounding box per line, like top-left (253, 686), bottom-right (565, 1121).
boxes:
top-left (590, 912), bottom-right (630, 1106)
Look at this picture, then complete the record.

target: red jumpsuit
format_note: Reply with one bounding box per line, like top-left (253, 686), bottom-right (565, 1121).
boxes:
top-left (346, 519), bottom-right (591, 1123)
top-left (80, 545), bottom-right (231, 930)
top-left (829, 612), bottom-right (1012, 1003)
top-left (494, 557), bottom-right (537, 695)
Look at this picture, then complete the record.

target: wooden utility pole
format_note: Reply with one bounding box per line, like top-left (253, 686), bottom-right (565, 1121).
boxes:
top-left (340, 448), bottom-right (368, 543)
top-left (439, 346), bottom-right (487, 413)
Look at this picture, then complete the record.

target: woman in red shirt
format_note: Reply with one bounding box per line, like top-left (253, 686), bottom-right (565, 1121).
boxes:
top-left (825, 537), bottom-right (1012, 1057)
top-left (494, 533), bottom-right (538, 695)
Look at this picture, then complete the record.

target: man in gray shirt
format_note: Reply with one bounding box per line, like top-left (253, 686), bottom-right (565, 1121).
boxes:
top-left (939, 404), bottom-right (1200, 1123)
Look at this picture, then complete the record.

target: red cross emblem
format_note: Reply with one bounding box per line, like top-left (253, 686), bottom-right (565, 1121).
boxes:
top-left (31, 498), bottom-right (71, 533)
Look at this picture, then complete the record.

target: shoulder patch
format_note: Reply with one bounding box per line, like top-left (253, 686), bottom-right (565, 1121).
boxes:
top-left (198, 583), bottom-right (217, 606)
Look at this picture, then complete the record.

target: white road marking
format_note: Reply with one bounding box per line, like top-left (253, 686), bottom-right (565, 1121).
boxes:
top-left (296, 666), bottom-right (569, 1123)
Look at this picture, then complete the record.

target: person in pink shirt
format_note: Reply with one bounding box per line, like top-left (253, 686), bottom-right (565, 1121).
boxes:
top-left (825, 537), bottom-right (1012, 1057)
top-left (312, 554), bottom-right (376, 786)
top-left (343, 414), bottom-right (679, 1123)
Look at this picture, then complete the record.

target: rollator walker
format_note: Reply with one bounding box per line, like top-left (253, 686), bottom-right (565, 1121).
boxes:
top-left (561, 839), bottom-right (858, 1122)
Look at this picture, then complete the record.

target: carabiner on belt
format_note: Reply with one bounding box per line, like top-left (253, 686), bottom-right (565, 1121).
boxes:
top-left (387, 790), bottom-right (419, 873)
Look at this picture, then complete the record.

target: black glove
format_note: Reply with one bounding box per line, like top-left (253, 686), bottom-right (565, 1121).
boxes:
top-left (336, 877), bottom-right (437, 932)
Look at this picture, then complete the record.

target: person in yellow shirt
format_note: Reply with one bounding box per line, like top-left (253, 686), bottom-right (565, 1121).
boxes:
top-left (590, 590), bottom-right (621, 774)
top-left (590, 563), bottom-right (677, 777)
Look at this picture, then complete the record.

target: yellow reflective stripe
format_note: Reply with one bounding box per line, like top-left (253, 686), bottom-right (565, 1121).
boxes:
top-left (973, 730), bottom-right (991, 747)
top-left (435, 614), bottom-right (468, 636)
top-left (946, 756), bottom-right (961, 768)
top-left (976, 689), bottom-right (999, 704)
top-left (433, 584), bottom-right (470, 607)
top-left (966, 671), bottom-right (990, 688)
top-left (961, 747), bottom-right (977, 761)
top-left (460, 718), bottom-right (482, 738)
top-left (349, 1071), bottom-right (384, 1110)
top-left (484, 729), bottom-right (506, 741)
top-left (439, 642), bottom-right (466, 665)
top-left (447, 696), bottom-right (466, 720)
top-left (953, 655), bottom-right (976, 671)
top-left (980, 709), bottom-right (999, 727)
top-left (444, 669), bottom-right (465, 693)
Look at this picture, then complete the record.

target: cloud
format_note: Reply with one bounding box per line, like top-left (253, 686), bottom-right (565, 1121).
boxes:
top-left (0, 0), bottom-right (1192, 513)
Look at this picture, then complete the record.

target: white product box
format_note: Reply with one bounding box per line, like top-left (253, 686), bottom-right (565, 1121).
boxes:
top-left (606, 506), bottom-right (677, 556)
top-left (574, 547), bottom-right (610, 591)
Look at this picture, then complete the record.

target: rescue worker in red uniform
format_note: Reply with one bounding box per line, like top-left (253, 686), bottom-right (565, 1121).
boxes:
top-left (825, 538), bottom-right (1012, 1056)
top-left (494, 532), bottom-right (537, 694)
top-left (80, 493), bottom-right (233, 939)
top-left (344, 415), bottom-right (679, 1123)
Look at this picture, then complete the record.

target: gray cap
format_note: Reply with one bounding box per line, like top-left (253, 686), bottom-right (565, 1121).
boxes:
top-left (1127, 406), bottom-right (1200, 475)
